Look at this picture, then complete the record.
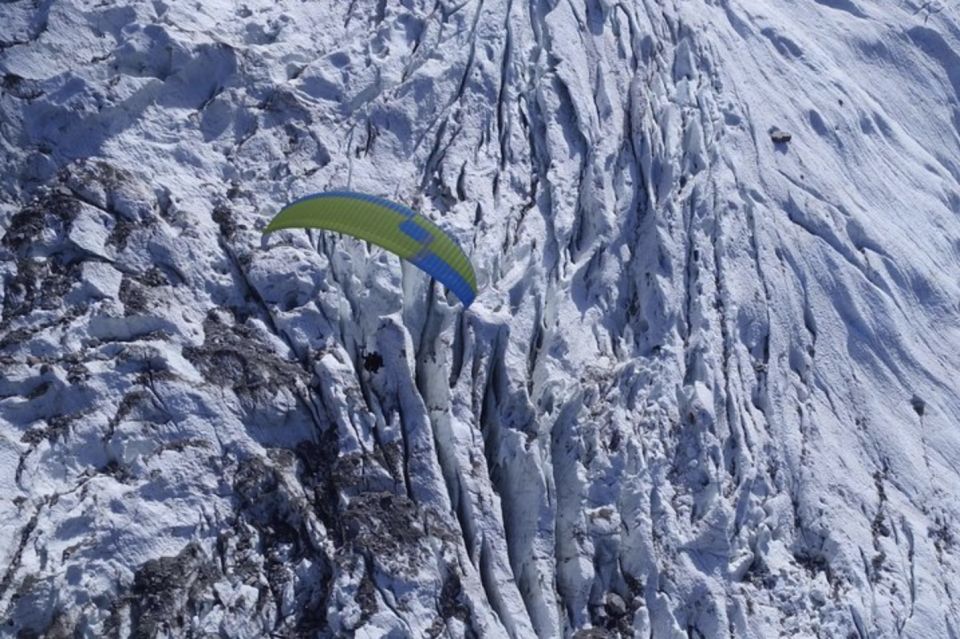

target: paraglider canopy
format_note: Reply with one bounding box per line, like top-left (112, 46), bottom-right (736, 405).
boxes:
top-left (264, 191), bottom-right (477, 307)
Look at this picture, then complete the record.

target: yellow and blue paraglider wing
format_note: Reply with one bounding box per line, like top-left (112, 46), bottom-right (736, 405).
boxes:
top-left (264, 191), bottom-right (477, 307)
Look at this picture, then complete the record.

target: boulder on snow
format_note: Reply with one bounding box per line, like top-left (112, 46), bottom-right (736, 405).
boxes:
top-left (771, 129), bottom-right (792, 144)
top-left (604, 592), bottom-right (628, 618)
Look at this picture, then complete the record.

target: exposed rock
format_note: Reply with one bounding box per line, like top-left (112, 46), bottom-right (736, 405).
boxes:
top-left (771, 129), bottom-right (793, 143)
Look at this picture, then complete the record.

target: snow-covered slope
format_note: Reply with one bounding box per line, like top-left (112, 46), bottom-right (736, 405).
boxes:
top-left (2, 0), bottom-right (959, 636)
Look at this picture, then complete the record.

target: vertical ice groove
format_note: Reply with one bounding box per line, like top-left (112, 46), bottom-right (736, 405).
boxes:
top-left (496, 0), bottom-right (515, 167)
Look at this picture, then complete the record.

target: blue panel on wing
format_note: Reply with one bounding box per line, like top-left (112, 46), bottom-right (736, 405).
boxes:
top-left (399, 218), bottom-right (432, 244)
top-left (413, 252), bottom-right (476, 307)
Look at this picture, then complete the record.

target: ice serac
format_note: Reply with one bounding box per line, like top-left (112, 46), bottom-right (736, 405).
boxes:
top-left (1, 0), bottom-right (959, 637)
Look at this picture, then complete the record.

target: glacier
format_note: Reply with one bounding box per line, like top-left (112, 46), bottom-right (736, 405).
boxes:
top-left (1, 0), bottom-right (959, 637)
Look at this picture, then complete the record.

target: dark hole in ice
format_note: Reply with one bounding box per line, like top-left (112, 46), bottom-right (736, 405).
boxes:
top-left (281, 291), bottom-right (302, 311)
top-left (363, 352), bottom-right (383, 373)
top-left (910, 394), bottom-right (925, 417)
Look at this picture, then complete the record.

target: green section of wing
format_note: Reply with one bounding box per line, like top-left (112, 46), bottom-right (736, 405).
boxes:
top-left (264, 195), bottom-right (422, 259)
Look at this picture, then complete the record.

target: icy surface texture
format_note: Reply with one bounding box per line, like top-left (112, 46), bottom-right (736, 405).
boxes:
top-left (1, 0), bottom-right (959, 637)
